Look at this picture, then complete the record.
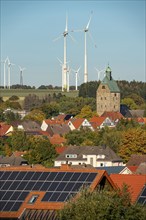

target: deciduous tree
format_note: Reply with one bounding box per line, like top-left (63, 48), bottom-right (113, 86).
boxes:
top-left (58, 186), bottom-right (145, 220)
top-left (119, 127), bottom-right (146, 162)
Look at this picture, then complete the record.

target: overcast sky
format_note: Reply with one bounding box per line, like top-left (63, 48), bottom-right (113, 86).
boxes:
top-left (0, 0), bottom-right (145, 88)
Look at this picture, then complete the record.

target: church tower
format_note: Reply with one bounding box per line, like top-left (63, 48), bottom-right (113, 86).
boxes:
top-left (96, 65), bottom-right (120, 116)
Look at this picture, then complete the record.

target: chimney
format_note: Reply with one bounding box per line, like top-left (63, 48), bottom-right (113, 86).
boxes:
top-left (60, 163), bottom-right (71, 170)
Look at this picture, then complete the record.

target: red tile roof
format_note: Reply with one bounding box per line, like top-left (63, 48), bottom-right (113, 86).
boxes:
top-left (90, 116), bottom-right (106, 126)
top-left (38, 130), bottom-right (50, 136)
top-left (136, 117), bottom-right (146, 124)
top-left (55, 146), bottom-right (67, 154)
top-left (71, 118), bottom-right (85, 129)
top-left (13, 151), bottom-right (27, 157)
top-left (101, 111), bottom-right (124, 121)
top-left (48, 134), bottom-right (66, 145)
top-left (127, 166), bottom-right (138, 173)
top-left (110, 174), bottom-right (146, 202)
top-left (0, 123), bottom-right (12, 136)
top-left (44, 119), bottom-right (63, 125)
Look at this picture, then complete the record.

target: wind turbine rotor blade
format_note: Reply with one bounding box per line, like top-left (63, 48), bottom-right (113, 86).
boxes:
top-left (95, 67), bottom-right (99, 72)
top-left (71, 29), bottom-right (83, 32)
top-left (77, 66), bottom-right (81, 72)
top-left (65, 13), bottom-right (68, 32)
top-left (88, 31), bottom-right (97, 48)
top-left (57, 57), bottom-right (63, 65)
top-left (68, 33), bottom-right (76, 43)
top-left (86, 15), bottom-right (92, 30)
top-left (53, 35), bottom-right (62, 42)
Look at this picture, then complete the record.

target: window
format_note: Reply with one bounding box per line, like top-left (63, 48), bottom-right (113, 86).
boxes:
top-left (28, 195), bottom-right (39, 204)
top-left (100, 163), bottom-right (103, 167)
top-left (102, 86), bottom-right (105, 89)
top-left (97, 155), bottom-right (105, 159)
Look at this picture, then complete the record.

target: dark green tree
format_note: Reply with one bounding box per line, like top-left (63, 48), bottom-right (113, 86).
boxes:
top-left (24, 136), bottom-right (57, 167)
top-left (4, 111), bottom-right (21, 124)
top-left (6, 130), bottom-right (28, 151)
top-left (40, 102), bottom-right (59, 118)
top-left (58, 186), bottom-right (145, 220)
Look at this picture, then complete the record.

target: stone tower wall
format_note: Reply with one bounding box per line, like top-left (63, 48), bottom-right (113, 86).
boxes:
top-left (96, 84), bottom-right (120, 116)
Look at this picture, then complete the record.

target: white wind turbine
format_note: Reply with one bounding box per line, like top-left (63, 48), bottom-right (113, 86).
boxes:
top-left (95, 68), bottom-right (105, 81)
top-left (1, 57), bottom-right (8, 88)
top-left (57, 57), bottom-right (68, 92)
top-left (67, 65), bottom-right (72, 92)
top-left (7, 57), bottom-right (15, 89)
top-left (18, 66), bottom-right (26, 86)
top-left (57, 57), bottom-right (64, 92)
top-left (72, 11), bottom-right (96, 84)
top-left (54, 14), bottom-right (75, 91)
top-left (72, 67), bottom-right (81, 91)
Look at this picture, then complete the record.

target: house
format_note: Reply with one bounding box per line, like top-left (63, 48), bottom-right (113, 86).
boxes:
top-left (41, 119), bottom-right (63, 131)
top-left (120, 104), bottom-right (132, 118)
top-left (45, 124), bottom-right (70, 137)
top-left (126, 155), bottom-right (146, 166)
top-left (48, 134), bottom-right (66, 146)
top-left (90, 116), bottom-right (114, 129)
top-left (100, 111), bottom-right (124, 124)
top-left (68, 118), bottom-right (93, 131)
top-left (54, 113), bottom-right (74, 121)
top-left (135, 163), bottom-right (146, 174)
top-left (11, 120), bottom-right (41, 132)
top-left (129, 110), bottom-right (145, 118)
top-left (0, 164), bottom-right (115, 219)
top-left (54, 145), bottom-right (124, 167)
top-left (119, 166), bottom-right (137, 174)
top-left (0, 123), bottom-right (13, 137)
top-left (0, 154), bottom-right (28, 167)
top-left (110, 174), bottom-right (146, 203)
top-left (96, 65), bottom-right (120, 116)
top-left (96, 166), bottom-right (126, 175)
top-left (136, 117), bottom-right (146, 125)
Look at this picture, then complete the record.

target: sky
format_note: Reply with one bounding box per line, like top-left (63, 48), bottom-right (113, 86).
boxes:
top-left (0, 0), bottom-right (145, 88)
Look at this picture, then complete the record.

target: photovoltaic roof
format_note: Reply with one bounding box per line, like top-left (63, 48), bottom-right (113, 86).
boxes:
top-left (137, 185), bottom-right (146, 205)
top-left (0, 170), bottom-right (98, 212)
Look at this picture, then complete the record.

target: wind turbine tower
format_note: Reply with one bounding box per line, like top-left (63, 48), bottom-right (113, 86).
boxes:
top-left (54, 14), bottom-right (75, 91)
top-left (72, 12), bottom-right (96, 84)
top-left (72, 67), bottom-right (81, 91)
top-left (57, 58), bottom-right (64, 92)
top-left (19, 66), bottom-right (26, 86)
top-left (7, 58), bottom-right (15, 89)
top-left (1, 57), bottom-right (8, 88)
top-left (67, 66), bottom-right (71, 92)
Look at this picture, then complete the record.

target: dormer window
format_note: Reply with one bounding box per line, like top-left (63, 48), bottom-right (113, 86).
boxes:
top-left (28, 195), bottom-right (39, 204)
top-left (97, 155), bottom-right (105, 159)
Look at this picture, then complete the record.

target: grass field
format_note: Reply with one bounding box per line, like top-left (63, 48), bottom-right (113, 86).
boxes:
top-left (0, 89), bottom-right (79, 100)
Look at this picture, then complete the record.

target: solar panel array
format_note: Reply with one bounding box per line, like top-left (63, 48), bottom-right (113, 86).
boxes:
top-left (0, 170), bottom-right (97, 212)
top-left (137, 185), bottom-right (146, 205)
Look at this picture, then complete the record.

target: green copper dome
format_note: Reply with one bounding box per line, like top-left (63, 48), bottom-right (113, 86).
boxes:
top-left (106, 66), bottom-right (111, 73)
